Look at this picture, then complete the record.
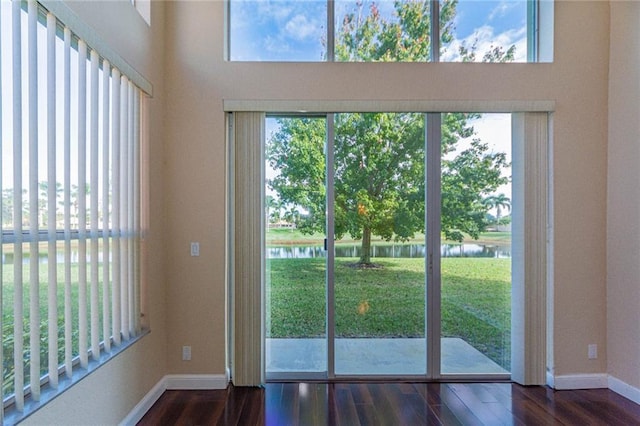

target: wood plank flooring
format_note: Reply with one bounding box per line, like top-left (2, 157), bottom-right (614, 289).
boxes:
top-left (137, 382), bottom-right (640, 425)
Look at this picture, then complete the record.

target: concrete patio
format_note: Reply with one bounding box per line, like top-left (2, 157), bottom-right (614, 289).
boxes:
top-left (266, 337), bottom-right (508, 376)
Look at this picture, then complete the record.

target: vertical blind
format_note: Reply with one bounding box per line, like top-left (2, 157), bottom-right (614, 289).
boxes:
top-left (0, 0), bottom-right (143, 416)
top-left (511, 112), bottom-right (549, 386)
top-left (231, 112), bottom-right (265, 387)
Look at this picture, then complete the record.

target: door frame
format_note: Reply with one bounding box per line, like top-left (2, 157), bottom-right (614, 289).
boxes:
top-left (226, 105), bottom-right (552, 386)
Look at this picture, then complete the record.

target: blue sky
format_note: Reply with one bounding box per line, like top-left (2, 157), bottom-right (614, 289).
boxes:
top-left (230, 0), bottom-right (527, 61)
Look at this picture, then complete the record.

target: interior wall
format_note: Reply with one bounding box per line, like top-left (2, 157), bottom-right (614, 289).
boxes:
top-left (9, 0), bottom-right (623, 422)
top-left (163, 1), bottom-right (610, 379)
top-left (23, 1), bottom-right (168, 424)
top-left (607, 1), bottom-right (640, 390)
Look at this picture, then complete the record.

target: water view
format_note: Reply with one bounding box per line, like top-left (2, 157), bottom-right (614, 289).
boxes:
top-left (267, 243), bottom-right (511, 259)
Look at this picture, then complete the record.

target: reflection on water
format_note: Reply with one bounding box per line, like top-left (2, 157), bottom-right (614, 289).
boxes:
top-left (267, 243), bottom-right (511, 259)
top-left (2, 250), bottom-right (111, 265)
top-left (1, 242), bottom-right (511, 265)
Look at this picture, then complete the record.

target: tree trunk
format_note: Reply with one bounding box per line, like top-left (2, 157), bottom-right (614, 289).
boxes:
top-left (360, 226), bottom-right (372, 264)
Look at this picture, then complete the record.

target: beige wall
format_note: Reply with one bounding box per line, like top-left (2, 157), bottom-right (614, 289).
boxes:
top-left (24, 0), bottom-right (633, 422)
top-left (607, 2), bottom-right (640, 389)
top-left (23, 1), bottom-right (168, 424)
top-left (163, 0), bottom-right (609, 378)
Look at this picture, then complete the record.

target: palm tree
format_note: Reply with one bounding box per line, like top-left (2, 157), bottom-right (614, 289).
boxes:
top-left (38, 181), bottom-right (64, 227)
top-left (483, 193), bottom-right (511, 224)
top-left (265, 195), bottom-right (279, 225)
top-left (283, 206), bottom-right (301, 229)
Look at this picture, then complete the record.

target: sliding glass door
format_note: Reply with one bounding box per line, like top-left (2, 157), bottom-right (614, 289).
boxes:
top-left (333, 113), bottom-right (427, 375)
top-left (439, 113), bottom-right (512, 376)
top-left (265, 116), bottom-right (328, 377)
top-left (264, 112), bottom-right (512, 380)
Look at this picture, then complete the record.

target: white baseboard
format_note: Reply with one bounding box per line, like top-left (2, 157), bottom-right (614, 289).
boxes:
top-left (120, 374), bottom-right (229, 425)
top-left (124, 372), bottom-right (636, 422)
top-left (552, 374), bottom-right (640, 404)
top-left (552, 374), bottom-right (608, 390)
top-left (608, 375), bottom-right (640, 405)
top-left (165, 374), bottom-right (229, 390)
top-left (119, 377), bottom-right (167, 426)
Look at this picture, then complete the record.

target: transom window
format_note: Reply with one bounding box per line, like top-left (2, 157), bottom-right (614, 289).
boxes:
top-left (228, 0), bottom-right (552, 62)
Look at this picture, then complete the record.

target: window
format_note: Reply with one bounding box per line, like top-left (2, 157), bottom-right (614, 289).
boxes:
top-left (263, 113), bottom-right (511, 378)
top-left (132, 0), bottom-right (151, 26)
top-left (440, 0), bottom-right (528, 62)
top-left (227, 0), bottom-right (553, 62)
top-left (229, 0), bottom-right (326, 61)
top-left (0, 0), bottom-right (145, 420)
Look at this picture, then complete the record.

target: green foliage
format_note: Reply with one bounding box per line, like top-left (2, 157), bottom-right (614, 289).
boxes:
top-left (334, 113), bottom-right (426, 244)
top-left (337, 0), bottom-right (432, 61)
top-left (335, 0), bottom-right (460, 62)
top-left (268, 113), bottom-right (508, 260)
top-left (267, 118), bottom-right (327, 234)
top-left (458, 42), bottom-right (516, 63)
top-left (441, 138), bottom-right (508, 241)
top-left (268, 0), bottom-right (513, 264)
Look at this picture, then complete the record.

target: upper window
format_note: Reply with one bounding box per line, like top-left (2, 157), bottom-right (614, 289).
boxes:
top-left (441, 0), bottom-right (527, 62)
top-left (132, 0), bottom-right (151, 26)
top-left (229, 0), bottom-right (327, 61)
top-left (228, 0), bottom-right (552, 62)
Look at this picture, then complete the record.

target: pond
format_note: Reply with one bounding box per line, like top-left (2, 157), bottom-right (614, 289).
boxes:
top-left (1, 243), bottom-right (511, 266)
top-left (1, 249), bottom-right (109, 266)
top-left (267, 243), bottom-right (511, 259)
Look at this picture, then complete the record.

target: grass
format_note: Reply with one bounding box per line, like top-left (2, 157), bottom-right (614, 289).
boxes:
top-left (2, 234), bottom-right (511, 395)
top-left (266, 257), bottom-right (511, 369)
top-left (1, 253), bottom-right (105, 396)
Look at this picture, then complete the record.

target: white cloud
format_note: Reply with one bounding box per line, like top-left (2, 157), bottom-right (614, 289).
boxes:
top-left (257, 1), bottom-right (294, 23)
top-left (264, 35), bottom-right (292, 54)
top-left (440, 25), bottom-right (527, 62)
top-left (284, 14), bottom-right (318, 40)
top-left (488, 1), bottom-right (519, 21)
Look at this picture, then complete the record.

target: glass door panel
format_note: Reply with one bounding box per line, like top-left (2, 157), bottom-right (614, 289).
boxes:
top-left (265, 116), bottom-right (327, 376)
top-left (263, 112), bottom-right (514, 380)
top-left (333, 113), bottom-right (427, 375)
top-left (440, 113), bottom-right (512, 375)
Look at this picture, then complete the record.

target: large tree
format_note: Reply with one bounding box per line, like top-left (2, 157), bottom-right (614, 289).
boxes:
top-left (268, 0), bottom-right (511, 265)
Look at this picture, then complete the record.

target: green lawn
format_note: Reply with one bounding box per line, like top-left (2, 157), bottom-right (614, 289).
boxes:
top-left (266, 257), bottom-right (511, 369)
top-left (1, 259), bottom-right (99, 396)
top-left (2, 237), bottom-right (511, 396)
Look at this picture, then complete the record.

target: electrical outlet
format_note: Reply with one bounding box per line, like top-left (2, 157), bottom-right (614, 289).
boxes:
top-left (588, 344), bottom-right (597, 359)
top-left (190, 242), bottom-right (200, 257)
top-left (182, 345), bottom-right (192, 361)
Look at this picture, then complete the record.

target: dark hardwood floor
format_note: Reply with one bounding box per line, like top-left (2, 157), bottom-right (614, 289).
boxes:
top-left (138, 382), bottom-right (640, 425)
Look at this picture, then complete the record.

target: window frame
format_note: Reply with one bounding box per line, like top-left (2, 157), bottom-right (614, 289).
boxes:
top-left (0, 1), bottom-right (149, 422)
top-left (226, 100), bottom-right (553, 387)
top-left (225, 0), bottom-right (553, 63)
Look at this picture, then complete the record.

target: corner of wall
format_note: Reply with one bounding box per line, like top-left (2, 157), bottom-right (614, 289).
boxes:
top-left (606, 0), bottom-right (640, 393)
